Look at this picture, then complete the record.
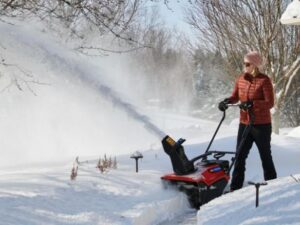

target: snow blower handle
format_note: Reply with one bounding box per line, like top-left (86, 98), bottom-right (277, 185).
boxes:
top-left (204, 103), bottom-right (238, 153)
top-left (190, 150), bottom-right (235, 163)
top-left (204, 110), bottom-right (226, 153)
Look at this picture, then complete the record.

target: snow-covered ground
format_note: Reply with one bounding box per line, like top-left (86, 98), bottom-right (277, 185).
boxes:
top-left (0, 18), bottom-right (300, 225)
top-left (197, 175), bottom-right (300, 225)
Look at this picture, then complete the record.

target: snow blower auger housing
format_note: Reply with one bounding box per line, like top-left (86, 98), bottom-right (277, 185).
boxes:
top-left (161, 106), bottom-right (254, 209)
top-left (161, 136), bottom-right (195, 175)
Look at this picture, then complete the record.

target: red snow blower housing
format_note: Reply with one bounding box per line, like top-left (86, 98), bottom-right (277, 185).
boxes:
top-left (161, 105), bottom-right (254, 208)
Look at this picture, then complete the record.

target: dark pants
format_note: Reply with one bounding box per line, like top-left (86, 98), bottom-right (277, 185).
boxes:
top-left (230, 123), bottom-right (277, 191)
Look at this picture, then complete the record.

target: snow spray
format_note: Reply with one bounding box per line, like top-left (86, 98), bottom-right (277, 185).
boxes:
top-left (1, 22), bottom-right (166, 140)
top-left (52, 54), bottom-right (167, 139)
top-left (90, 81), bottom-right (167, 139)
top-left (68, 60), bottom-right (167, 139)
top-left (43, 51), bottom-right (165, 138)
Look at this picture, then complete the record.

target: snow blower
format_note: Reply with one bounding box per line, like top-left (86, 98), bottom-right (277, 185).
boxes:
top-left (161, 105), bottom-right (254, 208)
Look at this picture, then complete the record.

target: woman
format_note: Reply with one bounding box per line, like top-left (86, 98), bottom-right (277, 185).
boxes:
top-left (218, 51), bottom-right (277, 191)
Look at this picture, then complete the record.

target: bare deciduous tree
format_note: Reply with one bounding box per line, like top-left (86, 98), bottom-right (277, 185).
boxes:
top-left (186, 0), bottom-right (300, 133)
top-left (0, 0), bottom-right (145, 92)
top-left (0, 52), bottom-right (49, 94)
top-left (0, 0), bottom-right (143, 46)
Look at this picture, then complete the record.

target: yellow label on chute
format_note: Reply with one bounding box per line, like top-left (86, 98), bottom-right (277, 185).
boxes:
top-left (166, 136), bottom-right (176, 146)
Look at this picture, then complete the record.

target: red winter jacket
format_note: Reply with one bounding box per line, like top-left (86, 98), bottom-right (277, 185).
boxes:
top-left (228, 73), bottom-right (274, 125)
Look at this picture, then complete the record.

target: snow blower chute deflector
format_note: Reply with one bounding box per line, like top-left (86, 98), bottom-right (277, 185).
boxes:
top-left (161, 105), bottom-right (254, 208)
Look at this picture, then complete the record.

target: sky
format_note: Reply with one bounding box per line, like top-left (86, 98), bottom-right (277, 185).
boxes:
top-left (149, 1), bottom-right (197, 41)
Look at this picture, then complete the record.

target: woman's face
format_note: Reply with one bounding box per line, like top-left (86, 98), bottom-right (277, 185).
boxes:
top-left (243, 60), bottom-right (255, 73)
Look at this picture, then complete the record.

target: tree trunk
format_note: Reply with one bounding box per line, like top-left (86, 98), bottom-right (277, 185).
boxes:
top-left (272, 107), bottom-right (280, 134)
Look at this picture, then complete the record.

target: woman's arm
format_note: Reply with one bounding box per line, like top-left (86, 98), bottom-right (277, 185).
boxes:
top-left (253, 77), bottom-right (274, 109)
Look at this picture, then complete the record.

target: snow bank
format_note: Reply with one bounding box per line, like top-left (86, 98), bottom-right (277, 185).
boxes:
top-left (197, 175), bottom-right (300, 225)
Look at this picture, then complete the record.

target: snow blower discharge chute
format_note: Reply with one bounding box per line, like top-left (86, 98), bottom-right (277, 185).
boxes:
top-left (161, 105), bottom-right (254, 208)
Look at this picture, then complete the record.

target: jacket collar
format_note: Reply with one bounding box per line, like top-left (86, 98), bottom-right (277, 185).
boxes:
top-left (243, 72), bottom-right (264, 82)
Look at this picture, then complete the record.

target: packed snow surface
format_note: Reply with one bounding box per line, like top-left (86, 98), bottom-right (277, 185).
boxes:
top-left (0, 18), bottom-right (300, 225)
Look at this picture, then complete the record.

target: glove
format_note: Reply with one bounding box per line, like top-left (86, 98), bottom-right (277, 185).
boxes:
top-left (218, 98), bottom-right (231, 111)
top-left (239, 101), bottom-right (253, 111)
